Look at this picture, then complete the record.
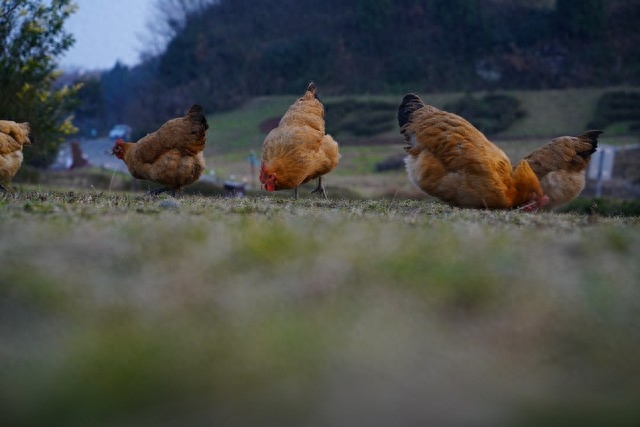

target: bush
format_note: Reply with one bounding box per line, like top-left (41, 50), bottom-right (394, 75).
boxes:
top-left (374, 154), bottom-right (405, 172)
top-left (325, 99), bottom-right (397, 137)
top-left (444, 93), bottom-right (526, 135)
top-left (560, 197), bottom-right (640, 217)
top-left (588, 91), bottom-right (640, 133)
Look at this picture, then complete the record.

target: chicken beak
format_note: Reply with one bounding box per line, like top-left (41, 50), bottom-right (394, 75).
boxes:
top-left (538, 194), bottom-right (550, 209)
top-left (522, 193), bottom-right (550, 212)
top-left (265, 180), bottom-right (275, 192)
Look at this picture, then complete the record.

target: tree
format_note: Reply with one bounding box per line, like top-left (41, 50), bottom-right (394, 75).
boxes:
top-left (0, 0), bottom-right (80, 167)
top-left (73, 76), bottom-right (106, 138)
top-left (555, 0), bottom-right (605, 39)
top-left (100, 62), bottom-right (131, 126)
top-left (431, 0), bottom-right (484, 56)
top-left (142, 0), bottom-right (217, 58)
top-left (356, 0), bottom-right (392, 32)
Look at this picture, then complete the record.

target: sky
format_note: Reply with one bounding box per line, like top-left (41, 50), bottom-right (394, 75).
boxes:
top-left (60, 0), bottom-right (156, 71)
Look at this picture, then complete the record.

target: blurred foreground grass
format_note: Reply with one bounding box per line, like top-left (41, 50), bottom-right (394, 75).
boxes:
top-left (1, 191), bottom-right (640, 427)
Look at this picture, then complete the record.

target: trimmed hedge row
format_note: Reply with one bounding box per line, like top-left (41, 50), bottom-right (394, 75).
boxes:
top-left (588, 91), bottom-right (640, 132)
top-left (444, 93), bottom-right (527, 136)
top-left (324, 94), bottom-right (527, 138)
top-left (325, 99), bottom-right (397, 137)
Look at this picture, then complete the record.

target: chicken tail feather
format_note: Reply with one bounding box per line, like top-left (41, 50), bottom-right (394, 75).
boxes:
top-left (187, 104), bottom-right (209, 133)
top-left (397, 93), bottom-right (425, 131)
top-left (577, 129), bottom-right (603, 158)
top-left (304, 81), bottom-right (319, 101)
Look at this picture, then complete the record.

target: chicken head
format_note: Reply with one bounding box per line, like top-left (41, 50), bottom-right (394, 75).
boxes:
top-left (510, 160), bottom-right (550, 211)
top-left (521, 193), bottom-right (551, 212)
top-left (259, 162), bottom-right (277, 191)
top-left (112, 138), bottom-right (125, 159)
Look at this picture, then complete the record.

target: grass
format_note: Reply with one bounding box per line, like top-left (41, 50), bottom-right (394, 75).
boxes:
top-left (205, 95), bottom-right (298, 155)
top-left (199, 87), bottom-right (640, 199)
top-left (4, 87), bottom-right (639, 425)
top-left (1, 190), bottom-right (640, 427)
top-left (204, 87), bottom-right (640, 157)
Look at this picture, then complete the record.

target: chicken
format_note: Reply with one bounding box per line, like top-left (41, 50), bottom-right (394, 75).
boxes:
top-left (260, 82), bottom-right (340, 198)
top-left (397, 93), bottom-right (548, 210)
top-left (0, 120), bottom-right (31, 191)
top-left (524, 130), bottom-right (602, 209)
top-left (112, 104), bottom-right (208, 194)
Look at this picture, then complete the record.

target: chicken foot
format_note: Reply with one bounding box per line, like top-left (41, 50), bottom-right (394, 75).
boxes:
top-left (0, 182), bottom-right (9, 192)
top-left (146, 187), bottom-right (178, 197)
top-left (291, 177), bottom-right (326, 199)
top-left (311, 176), bottom-right (327, 199)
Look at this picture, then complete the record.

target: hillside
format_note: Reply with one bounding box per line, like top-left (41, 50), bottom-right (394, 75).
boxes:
top-left (205, 87), bottom-right (637, 155)
top-left (195, 86), bottom-right (638, 198)
top-left (21, 86), bottom-right (639, 200)
top-left (158, 0), bottom-right (639, 103)
top-left (78, 0), bottom-right (640, 140)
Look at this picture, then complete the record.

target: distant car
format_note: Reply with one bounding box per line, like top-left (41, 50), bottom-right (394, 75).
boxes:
top-left (108, 124), bottom-right (132, 139)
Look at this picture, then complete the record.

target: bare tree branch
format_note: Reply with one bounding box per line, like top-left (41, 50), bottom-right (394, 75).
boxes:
top-left (140, 0), bottom-right (217, 58)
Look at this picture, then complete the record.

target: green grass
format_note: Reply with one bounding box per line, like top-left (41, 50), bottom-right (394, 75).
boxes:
top-left (205, 87), bottom-right (640, 158)
top-left (404, 87), bottom-right (637, 139)
top-left (205, 95), bottom-right (298, 155)
top-left (196, 87), bottom-right (640, 199)
top-left (4, 87), bottom-right (640, 425)
top-left (1, 191), bottom-right (640, 427)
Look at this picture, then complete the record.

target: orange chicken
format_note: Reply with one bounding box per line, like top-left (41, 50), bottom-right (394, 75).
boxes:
top-left (112, 104), bottom-right (208, 194)
top-left (260, 82), bottom-right (340, 198)
top-left (524, 130), bottom-right (602, 209)
top-left (397, 93), bottom-right (548, 210)
top-left (0, 120), bottom-right (31, 191)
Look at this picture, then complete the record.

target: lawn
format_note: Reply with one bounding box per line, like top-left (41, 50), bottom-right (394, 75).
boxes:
top-left (204, 86), bottom-right (640, 157)
top-left (199, 86), bottom-right (639, 199)
top-left (4, 86), bottom-right (640, 426)
top-left (1, 191), bottom-right (640, 427)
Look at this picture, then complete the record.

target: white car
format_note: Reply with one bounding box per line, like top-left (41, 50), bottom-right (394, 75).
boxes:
top-left (108, 124), bottom-right (132, 139)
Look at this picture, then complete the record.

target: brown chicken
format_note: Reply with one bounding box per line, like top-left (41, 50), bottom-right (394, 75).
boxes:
top-left (524, 130), bottom-right (602, 209)
top-left (397, 93), bottom-right (548, 210)
top-left (260, 82), bottom-right (340, 198)
top-left (112, 104), bottom-right (208, 194)
top-left (0, 120), bottom-right (31, 191)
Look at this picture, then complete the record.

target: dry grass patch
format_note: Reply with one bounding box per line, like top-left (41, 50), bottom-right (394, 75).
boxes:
top-left (1, 191), bottom-right (639, 427)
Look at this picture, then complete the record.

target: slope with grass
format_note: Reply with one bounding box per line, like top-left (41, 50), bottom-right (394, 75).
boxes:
top-left (1, 191), bottom-right (640, 427)
top-left (202, 87), bottom-right (639, 198)
top-left (12, 87), bottom-right (639, 199)
top-left (205, 87), bottom-right (639, 154)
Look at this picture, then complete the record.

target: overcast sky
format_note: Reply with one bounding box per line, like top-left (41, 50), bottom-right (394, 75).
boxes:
top-left (60, 0), bottom-right (155, 70)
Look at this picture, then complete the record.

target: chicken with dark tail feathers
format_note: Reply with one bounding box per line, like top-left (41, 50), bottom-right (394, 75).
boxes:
top-left (260, 81), bottom-right (340, 198)
top-left (112, 104), bottom-right (209, 195)
top-left (398, 93), bottom-right (549, 210)
top-left (524, 130), bottom-right (602, 209)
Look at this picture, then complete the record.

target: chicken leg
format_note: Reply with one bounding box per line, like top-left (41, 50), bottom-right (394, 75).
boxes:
top-left (292, 177), bottom-right (326, 199)
top-left (146, 187), bottom-right (178, 197)
top-left (311, 176), bottom-right (327, 199)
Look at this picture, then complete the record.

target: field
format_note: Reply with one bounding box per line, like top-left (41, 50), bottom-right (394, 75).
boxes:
top-left (1, 191), bottom-right (640, 427)
top-left (3, 87), bottom-right (640, 426)
top-left (202, 87), bottom-right (640, 199)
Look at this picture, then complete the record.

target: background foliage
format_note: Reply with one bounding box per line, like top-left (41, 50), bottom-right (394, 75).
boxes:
top-left (0, 0), bottom-right (79, 167)
top-left (80, 0), bottom-right (638, 140)
top-left (2, 0), bottom-right (640, 166)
